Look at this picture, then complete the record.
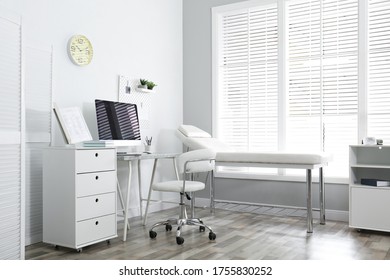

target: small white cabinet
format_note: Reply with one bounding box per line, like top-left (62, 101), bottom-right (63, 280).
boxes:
top-left (349, 145), bottom-right (390, 232)
top-left (43, 147), bottom-right (117, 251)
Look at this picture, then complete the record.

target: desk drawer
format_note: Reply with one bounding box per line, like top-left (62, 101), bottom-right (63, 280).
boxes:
top-left (76, 171), bottom-right (116, 197)
top-left (76, 149), bottom-right (116, 173)
top-left (76, 192), bottom-right (116, 221)
top-left (76, 214), bottom-right (116, 246)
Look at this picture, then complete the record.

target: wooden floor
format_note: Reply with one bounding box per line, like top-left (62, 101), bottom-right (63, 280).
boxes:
top-left (26, 203), bottom-right (390, 260)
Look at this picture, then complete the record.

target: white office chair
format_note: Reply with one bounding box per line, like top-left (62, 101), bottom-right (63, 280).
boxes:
top-left (148, 149), bottom-right (217, 245)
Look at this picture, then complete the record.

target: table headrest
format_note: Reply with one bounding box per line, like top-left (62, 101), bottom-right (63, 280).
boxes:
top-left (178, 125), bottom-right (211, 138)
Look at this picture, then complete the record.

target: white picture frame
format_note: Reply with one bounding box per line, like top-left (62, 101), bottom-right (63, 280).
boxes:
top-left (53, 103), bottom-right (92, 144)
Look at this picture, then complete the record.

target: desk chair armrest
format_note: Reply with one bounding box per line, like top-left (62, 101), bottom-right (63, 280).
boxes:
top-left (182, 158), bottom-right (215, 194)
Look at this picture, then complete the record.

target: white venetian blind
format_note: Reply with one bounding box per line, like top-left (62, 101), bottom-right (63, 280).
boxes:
top-left (216, 2), bottom-right (278, 153)
top-left (0, 10), bottom-right (23, 259)
top-left (287, 0), bottom-right (358, 177)
top-left (367, 0), bottom-right (390, 142)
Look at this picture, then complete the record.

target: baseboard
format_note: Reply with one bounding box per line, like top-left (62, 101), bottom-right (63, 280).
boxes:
top-left (195, 198), bottom-right (349, 222)
top-left (325, 209), bottom-right (349, 222)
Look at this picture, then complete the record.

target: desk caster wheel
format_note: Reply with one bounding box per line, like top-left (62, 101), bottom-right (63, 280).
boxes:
top-left (149, 230), bottom-right (157, 239)
top-left (199, 226), bottom-right (205, 232)
top-left (209, 232), bottom-right (216, 241)
top-left (77, 248), bottom-right (83, 253)
top-left (166, 224), bottom-right (172, 231)
top-left (176, 236), bottom-right (184, 245)
top-left (106, 240), bottom-right (111, 245)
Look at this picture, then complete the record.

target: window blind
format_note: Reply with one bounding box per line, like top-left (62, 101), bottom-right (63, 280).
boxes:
top-left (0, 11), bottom-right (23, 259)
top-left (213, 0), bottom-right (388, 180)
top-left (367, 0), bottom-right (390, 142)
top-left (287, 0), bottom-right (358, 177)
top-left (217, 3), bottom-right (278, 153)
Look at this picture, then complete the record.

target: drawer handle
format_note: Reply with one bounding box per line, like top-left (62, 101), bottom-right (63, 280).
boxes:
top-left (95, 175), bottom-right (99, 180)
top-left (95, 198), bottom-right (99, 203)
top-left (95, 153), bottom-right (99, 157)
top-left (95, 221), bottom-right (99, 225)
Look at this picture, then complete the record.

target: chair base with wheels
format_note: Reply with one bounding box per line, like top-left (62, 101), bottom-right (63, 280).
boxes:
top-left (147, 149), bottom-right (217, 245)
top-left (149, 192), bottom-right (216, 245)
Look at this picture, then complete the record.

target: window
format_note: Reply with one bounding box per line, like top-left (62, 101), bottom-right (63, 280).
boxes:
top-left (213, 0), bottom-right (390, 181)
top-left (286, 0), bottom-right (358, 177)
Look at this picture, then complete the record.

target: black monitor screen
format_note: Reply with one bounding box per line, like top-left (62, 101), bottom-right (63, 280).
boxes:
top-left (95, 99), bottom-right (141, 141)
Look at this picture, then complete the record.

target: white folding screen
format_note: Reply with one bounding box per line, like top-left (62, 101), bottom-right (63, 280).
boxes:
top-left (0, 9), bottom-right (24, 259)
top-left (24, 46), bottom-right (53, 245)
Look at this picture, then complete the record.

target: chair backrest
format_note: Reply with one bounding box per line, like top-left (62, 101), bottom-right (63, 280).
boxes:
top-left (177, 149), bottom-right (216, 175)
top-left (176, 125), bottom-right (234, 152)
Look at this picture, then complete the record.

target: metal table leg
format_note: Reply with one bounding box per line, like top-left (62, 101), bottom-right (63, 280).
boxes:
top-left (319, 167), bottom-right (326, 225)
top-left (138, 160), bottom-right (142, 219)
top-left (306, 169), bottom-right (313, 233)
top-left (117, 179), bottom-right (130, 230)
top-left (142, 159), bottom-right (158, 226)
top-left (210, 170), bottom-right (215, 213)
top-left (123, 161), bottom-right (132, 241)
top-left (190, 174), bottom-right (195, 218)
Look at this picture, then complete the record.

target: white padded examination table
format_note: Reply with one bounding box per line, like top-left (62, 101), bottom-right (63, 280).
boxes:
top-left (177, 125), bottom-right (332, 233)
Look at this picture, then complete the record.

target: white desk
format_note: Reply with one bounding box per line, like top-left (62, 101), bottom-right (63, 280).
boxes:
top-left (117, 152), bottom-right (179, 241)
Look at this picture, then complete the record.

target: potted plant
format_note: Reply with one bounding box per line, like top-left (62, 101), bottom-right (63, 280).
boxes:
top-left (146, 81), bottom-right (157, 90)
top-left (138, 79), bottom-right (148, 89)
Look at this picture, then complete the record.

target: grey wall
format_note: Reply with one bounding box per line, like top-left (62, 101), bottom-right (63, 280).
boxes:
top-left (183, 0), bottom-right (349, 216)
top-left (213, 178), bottom-right (349, 212)
top-left (183, 0), bottom-right (248, 132)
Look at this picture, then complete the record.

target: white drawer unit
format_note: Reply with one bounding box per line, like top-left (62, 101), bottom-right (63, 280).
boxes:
top-left (349, 145), bottom-right (390, 232)
top-left (76, 214), bottom-right (117, 246)
top-left (76, 171), bottom-right (116, 197)
top-left (43, 147), bottom-right (117, 251)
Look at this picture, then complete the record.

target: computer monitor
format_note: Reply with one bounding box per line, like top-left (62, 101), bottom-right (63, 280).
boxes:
top-left (95, 99), bottom-right (142, 146)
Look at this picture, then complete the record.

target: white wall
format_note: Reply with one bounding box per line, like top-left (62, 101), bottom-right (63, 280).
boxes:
top-left (20, 0), bottom-right (183, 145)
top-left (1, 0), bottom-right (183, 242)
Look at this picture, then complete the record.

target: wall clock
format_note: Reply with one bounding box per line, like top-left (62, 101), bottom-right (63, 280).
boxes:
top-left (68, 35), bottom-right (93, 66)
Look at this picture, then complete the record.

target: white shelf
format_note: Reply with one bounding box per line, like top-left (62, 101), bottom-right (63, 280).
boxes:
top-left (350, 164), bottom-right (390, 169)
top-left (349, 144), bottom-right (389, 147)
top-left (136, 87), bottom-right (155, 94)
top-left (350, 184), bottom-right (390, 190)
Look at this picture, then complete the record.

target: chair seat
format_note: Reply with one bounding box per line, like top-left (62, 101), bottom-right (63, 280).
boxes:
top-left (152, 180), bottom-right (205, 193)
